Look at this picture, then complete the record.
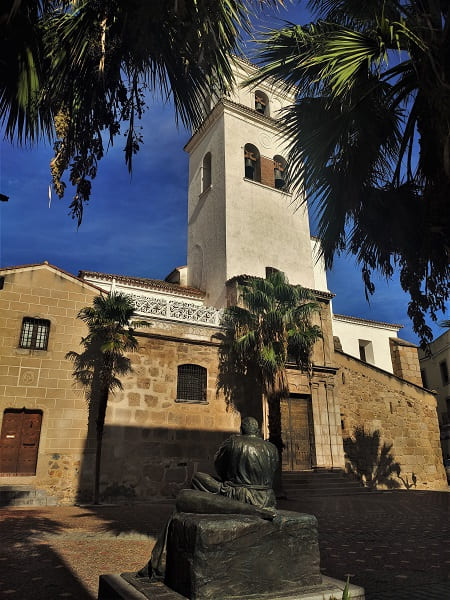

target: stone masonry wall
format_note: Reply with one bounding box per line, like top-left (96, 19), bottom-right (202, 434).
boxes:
top-left (335, 351), bottom-right (447, 490)
top-left (0, 265), bottom-right (100, 504)
top-left (389, 338), bottom-right (423, 387)
top-left (99, 325), bottom-right (242, 501)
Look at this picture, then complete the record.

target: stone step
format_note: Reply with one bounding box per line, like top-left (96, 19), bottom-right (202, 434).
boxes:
top-left (0, 485), bottom-right (58, 507)
top-left (281, 470), bottom-right (369, 497)
top-left (284, 486), bottom-right (370, 497)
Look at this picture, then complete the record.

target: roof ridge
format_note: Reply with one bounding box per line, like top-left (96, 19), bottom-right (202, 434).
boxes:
top-left (0, 262), bottom-right (105, 293)
top-left (333, 313), bottom-right (403, 329)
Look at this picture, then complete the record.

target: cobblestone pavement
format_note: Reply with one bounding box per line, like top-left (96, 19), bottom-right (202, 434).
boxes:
top-left (279, 490), bottom-right (450, 600)
top-left (0, 490), bottom-right (448, 599)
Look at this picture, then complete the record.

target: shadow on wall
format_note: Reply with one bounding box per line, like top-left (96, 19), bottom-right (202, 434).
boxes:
top-left (76, 425), bottom-right (244, 504)
top-left (215, 326), bottom-right (263, 419)
top-left (343, 427), bottom-right (402, 490)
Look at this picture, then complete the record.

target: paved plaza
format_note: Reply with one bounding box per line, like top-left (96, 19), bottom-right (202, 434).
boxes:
top-left (0, 490), bottom-right (448, 599)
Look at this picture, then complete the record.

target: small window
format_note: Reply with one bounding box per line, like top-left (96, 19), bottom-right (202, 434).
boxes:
top-left (440, 360), bottom-right (449, 385)
top-left (244, 143), bottom-right (261, 182)
top-left (254, 90), bottom-right (269, 116)
top-left (421, 369), bottom-right (428, 388)
top-left (176, 364), bottom-right (207, 403)
top-left (19, 318), bottom-right (50, 350)
top-left (202, 152), bottom-right (212, 192)
top-left (358, 339), bottom-right (374, 364)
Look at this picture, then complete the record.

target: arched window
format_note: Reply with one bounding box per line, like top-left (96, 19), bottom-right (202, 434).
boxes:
top-left (244, 144), bottom-right (261, 183)
top-left (176, 364), bottom-right (207, 403)
top-left (202, 152), bottom-right (212, 192)
top-left (254, 90), bottom-right (270, 116)
top-left (273, 155), bottom-right (287, 190)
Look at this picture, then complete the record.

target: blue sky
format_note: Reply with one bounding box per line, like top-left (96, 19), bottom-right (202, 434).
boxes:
top-left (0, 2), bottom-right (447, 344)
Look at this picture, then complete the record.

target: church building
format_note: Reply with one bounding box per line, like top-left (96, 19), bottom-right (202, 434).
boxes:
top-left (0, 58), bottom-right (446, 504)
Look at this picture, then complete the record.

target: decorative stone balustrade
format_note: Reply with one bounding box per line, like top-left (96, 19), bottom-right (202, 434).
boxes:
top-left (126, 292), bottom-right (223, 327)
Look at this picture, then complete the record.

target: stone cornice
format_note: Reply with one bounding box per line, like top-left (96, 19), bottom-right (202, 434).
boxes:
top-left (226, 274), bottom-right (335, 300)
top-left (184, 98), bottom-right (282, 154)
top-left (333, 313), bottom-right (403, 330)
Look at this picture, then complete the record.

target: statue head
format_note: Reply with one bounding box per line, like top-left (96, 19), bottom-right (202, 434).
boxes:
top-left (240, 416), bottom-right (260, 436)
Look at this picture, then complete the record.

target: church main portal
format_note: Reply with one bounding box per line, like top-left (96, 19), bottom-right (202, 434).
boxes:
top-left (281, 394), bottom-right (315, 471)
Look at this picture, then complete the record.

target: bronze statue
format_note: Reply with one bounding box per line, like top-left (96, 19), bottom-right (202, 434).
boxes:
top-left (141, 416), bottom-right (279, 580)
top-left (191, 415), bottom-right (278, 509)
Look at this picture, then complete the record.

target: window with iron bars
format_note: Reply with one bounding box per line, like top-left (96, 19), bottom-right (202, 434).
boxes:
top-left (19, 318), bottom-right (50, 350)
top-left (176, 364), bottom-right (207, 403)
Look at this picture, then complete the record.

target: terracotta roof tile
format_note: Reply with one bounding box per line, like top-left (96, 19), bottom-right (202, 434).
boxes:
top-left (78, 270), bottom-right (205, 298)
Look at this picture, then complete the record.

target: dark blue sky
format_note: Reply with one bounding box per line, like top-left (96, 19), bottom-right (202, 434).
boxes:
top-left (0, 2), bottom-right (447, 343)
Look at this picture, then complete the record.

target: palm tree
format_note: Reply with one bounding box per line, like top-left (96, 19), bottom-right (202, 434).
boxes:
top-left (66, 292), bottom-right (147, 504)
top-left (1, 0), bottom-right (282, 224)
top-left (249, 1), bottom-right (450, 345)
top-left (217, 271), bottom-right (322, 462)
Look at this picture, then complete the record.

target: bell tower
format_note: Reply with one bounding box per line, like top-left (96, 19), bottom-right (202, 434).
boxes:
top-left (185, 57), bottom-right (317, 308)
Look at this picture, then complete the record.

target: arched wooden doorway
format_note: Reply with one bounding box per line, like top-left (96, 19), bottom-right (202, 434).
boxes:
top-left (281, 394), bottom-right (315, 471)
top-left (0, 409), bottom-right (42, 475)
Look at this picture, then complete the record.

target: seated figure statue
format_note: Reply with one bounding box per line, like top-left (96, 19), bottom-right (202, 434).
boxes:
top-left (141, 416), bottom-right (279, 580)
top-left (191, 415), bottom-right (278, 509)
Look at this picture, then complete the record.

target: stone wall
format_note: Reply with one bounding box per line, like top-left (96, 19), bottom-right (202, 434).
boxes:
top-left (389, 337), bottom-right (422, 386)
top-left (335, 350), bottom-right (447, 490)
top-left (99, 322), bottom-right (242, 501)
top-left (0, 264), bottom-right (100, 503)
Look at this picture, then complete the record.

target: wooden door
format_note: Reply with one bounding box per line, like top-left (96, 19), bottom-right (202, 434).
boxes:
top-left (0, 409), bottom-right (42, 475)
top-left (281, 395), bottom-right (313, 471)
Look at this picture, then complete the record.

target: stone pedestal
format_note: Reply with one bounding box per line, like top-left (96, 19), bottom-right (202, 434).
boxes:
top-left (98, 509), bottom-right (365, 599)
top-left (165, 510), bottom-right (321, 599)
top-left (98, 573), bottom-right (366, 600)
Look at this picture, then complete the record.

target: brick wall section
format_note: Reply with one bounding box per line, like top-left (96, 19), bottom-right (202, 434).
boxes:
top-left (335, 350), bottom-right (447, 490)
top-left (389, 338), bottom-right (423, 386)
top-left (0, 265), bottom-right (100, 503)
top-left (260, 156), bottom-right (275, 188)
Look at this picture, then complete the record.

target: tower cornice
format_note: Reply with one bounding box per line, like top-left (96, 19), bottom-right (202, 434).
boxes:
top-left (184, 99), bottom-right (282, 155)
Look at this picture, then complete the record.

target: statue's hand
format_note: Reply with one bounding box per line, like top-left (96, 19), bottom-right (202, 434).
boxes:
top-left (258, 507), bottom-right (277, 521)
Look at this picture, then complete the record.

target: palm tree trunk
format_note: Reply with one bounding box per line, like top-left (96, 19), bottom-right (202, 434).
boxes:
top-left (267, 390), bottom-right (285, 497)
top-left (267, 393), bottom-right (283, 459)
top-left (93, 387), bottom-right (109, 504)
top-left (266, 370), bottom-right (289, 497)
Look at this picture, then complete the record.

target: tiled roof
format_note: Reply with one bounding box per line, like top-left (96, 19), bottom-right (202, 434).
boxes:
top-left (333, 313), bottom-right (403, 329)
top-left (78, 270), bottom-right (205, 298)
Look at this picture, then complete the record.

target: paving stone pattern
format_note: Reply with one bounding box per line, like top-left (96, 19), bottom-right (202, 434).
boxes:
top-left (0, 491), bottom-right (448, 599)
top-left (279, 490), bottom-right (450, 600)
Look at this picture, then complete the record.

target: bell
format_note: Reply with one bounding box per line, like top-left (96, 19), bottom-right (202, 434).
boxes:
top-left (274, 168), bottom-right (285, 189)
top-left (255, 101), bottom-right (265, 114)
top-left (245, 160), bottom-right (254, 179)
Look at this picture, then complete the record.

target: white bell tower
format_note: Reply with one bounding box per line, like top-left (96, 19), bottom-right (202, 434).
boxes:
top-left (185, 57), bottom-right (317, 308)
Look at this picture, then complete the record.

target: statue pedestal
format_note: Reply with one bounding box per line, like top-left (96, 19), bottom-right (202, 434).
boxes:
top-left (98, 573), bottom-right (365, 600)
top-left (98, 510), bottom-right (365, 599)
top-left (165, 510), bottom-right (321, 599)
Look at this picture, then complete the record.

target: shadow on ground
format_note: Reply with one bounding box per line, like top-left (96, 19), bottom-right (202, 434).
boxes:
top-left (0, 512), bottom-right (92, 599)
top-left (0, 491), bottom-right (448, 600)
top-left (279, 490), bottom-right (450, 600)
